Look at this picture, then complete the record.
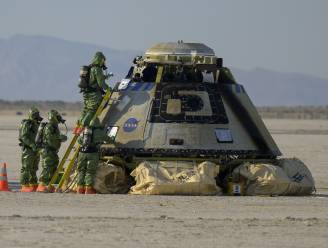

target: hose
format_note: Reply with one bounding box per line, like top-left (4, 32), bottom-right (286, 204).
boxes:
top-left (63, 122), bottom-right (68, 136)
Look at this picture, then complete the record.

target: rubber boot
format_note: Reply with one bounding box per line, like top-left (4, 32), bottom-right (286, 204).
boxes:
top-left (21, 185), bottom-right (34, 193)
top-left (30, 184), bottom-right (38, 192)
top-left (85, 186), bottom-right (96, 194)
top-left (36, 183), bottom-right (48, 193)
top-left (76, 186), bottom-right (85, 194)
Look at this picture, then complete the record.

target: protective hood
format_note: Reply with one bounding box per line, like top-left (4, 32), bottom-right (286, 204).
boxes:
top-left (92, 51), bottom-right (106, 66)
top-left (48, 109), bottom-right (60, 124)
top-left (28, 106), bottom-right (42, 122)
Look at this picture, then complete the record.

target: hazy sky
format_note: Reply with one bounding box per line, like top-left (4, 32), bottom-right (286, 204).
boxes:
top-left (1, 0), bottom-right (328, 79)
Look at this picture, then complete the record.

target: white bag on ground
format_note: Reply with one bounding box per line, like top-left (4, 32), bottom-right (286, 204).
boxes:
top-left (130, 161), bottom-right (221, 195)
top-left (277, 158), bottom-right (315, 195)
top-left (233, 159), bottom-right (315, 196)
top-left (233, 163), bottom-right (291, 196)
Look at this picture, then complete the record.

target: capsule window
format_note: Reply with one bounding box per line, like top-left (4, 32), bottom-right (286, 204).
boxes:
top-left (215, 128), bottom-right (233, 143)
top-left (107, 126), bottom-right (119, 141)
top-left (169, 138), bottom-right (184, 145)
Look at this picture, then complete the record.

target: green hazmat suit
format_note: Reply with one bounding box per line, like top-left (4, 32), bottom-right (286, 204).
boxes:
top-left (79, 51), bottom-right (110, 127)
top-left (19, 107), bottom-right (42, 186)
top-left (76, 118), bottom-right (112, 187)
top-left (39, 110), bottom-right (67, 185)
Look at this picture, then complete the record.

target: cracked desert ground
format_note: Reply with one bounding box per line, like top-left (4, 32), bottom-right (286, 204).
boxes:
top-left (0, 115), bottom-right (327, 248)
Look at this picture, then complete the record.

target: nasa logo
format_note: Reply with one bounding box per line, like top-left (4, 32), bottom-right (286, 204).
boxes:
top-left (123, 118), bottom-right (138, 132)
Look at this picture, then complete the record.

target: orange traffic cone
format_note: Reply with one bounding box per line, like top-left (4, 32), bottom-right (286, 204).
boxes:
top-left (0, 163), bottom-right (11, 192)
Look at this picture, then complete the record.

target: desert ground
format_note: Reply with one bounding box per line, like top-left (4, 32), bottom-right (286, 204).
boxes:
top-left (0, 114), bottom-right (327, 248)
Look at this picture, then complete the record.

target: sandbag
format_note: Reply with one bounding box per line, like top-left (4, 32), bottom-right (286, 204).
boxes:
top-left (94, 163), bottom-right (130, 194)
top-left (129, 161), bottom-right (221, 195)
top-left (277, 158), bottom-right (315, 195)
top-left (233, 163), bottom-right (291, 196)
top-left (233, 159), bottom-right (315, 196)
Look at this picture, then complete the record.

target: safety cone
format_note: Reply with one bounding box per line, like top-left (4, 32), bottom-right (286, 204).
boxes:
top-left (0, 163), bottom-right (11, 192)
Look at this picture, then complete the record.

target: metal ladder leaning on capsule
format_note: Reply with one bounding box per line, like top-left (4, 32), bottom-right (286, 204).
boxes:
top-left (47, 89), bottom-right (113, 193)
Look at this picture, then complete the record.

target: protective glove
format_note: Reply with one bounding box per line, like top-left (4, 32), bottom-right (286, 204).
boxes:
top-left (104, 72), bottom-right (114, 80)
top-left (31, 144), bottom-right (38, 152)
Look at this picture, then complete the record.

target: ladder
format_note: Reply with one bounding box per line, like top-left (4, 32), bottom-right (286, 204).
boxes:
top-left (48, 89), bottom-right (113, 192)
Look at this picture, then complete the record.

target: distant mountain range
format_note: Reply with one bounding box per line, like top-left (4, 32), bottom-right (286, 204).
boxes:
top-left (0, 35), bottom-right (327, 106)
top-left (232, 68), bottom-right (328, 106)
top-left (0, 35), bottom-right (137, 102)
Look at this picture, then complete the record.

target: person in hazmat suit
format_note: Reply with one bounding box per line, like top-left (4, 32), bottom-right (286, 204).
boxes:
top-left (76, 117), bottom-right (112, 194)
top-left (19, 107), bottom-right (43, 192)
top-left (36, 110), bottom-right (67, 192)
top-left (75, 51), bottom-right (111, 133)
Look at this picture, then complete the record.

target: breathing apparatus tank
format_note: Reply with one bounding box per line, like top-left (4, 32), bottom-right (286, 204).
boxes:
top-left (81, 127), bottom-right (93, 152)
top-left (35, 122), bottom-right (47, 148)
